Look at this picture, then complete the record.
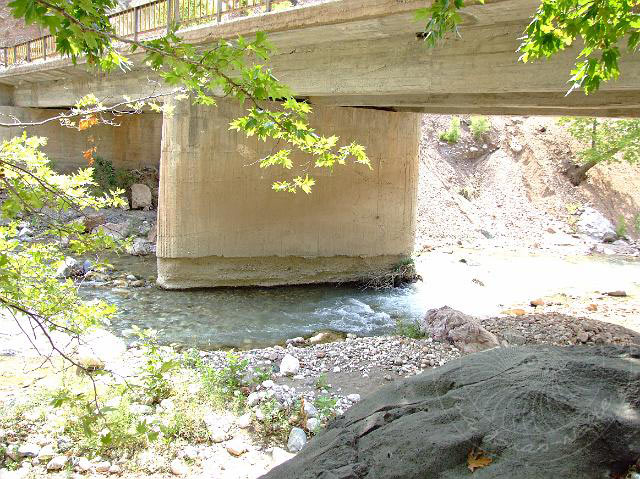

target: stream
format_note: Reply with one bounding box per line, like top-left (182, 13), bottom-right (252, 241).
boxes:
top-left (80, 248), bottom-right (640, 350)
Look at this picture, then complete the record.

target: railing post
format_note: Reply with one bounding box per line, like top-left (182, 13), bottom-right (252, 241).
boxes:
top-left (42, 37), bottom-right (47, 60)
top-left (13, 46), bottom-right (17, 64)
top-left (134, 6), bottom-right (140, 41)
top-left (174, 0), bottom-right (180, 26)
top-left (26, 42), bottom-right (31, 62)
top-left (166, 0), bottom-right (173, 33)
top-left (216, 0), bottom-right (222, 21)
top-left (3, 48), bottom-right (7, 67)
top-left (266, 0), bottom-right (271, 12)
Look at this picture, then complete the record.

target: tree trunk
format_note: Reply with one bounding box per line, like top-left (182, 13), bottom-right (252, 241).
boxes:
top-left (563, 160), bottom-right (598, 186)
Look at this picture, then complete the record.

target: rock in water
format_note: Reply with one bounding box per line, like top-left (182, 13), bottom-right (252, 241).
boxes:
top-left (130, 183), bottom-right (153, 210)
top-left (420, 306), bottom-right (500, 353)
top-left (262, 345), bottom-right (640, 479)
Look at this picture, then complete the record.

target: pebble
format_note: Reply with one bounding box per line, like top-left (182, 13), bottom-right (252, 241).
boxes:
top-left (236, 413), bottom-right (251, 429)
top-left (77, 457), bottom-right (92, 472)
top-left (18, 444), bottom-right (40, 458)
top-left (108, 464), bottom-right (122, 474)
top-left (347, 394), bottom-right (361, 402)
top-left (46, 456), bottom-right (67, 471)
top-left (280, 354), bottom-right (300, 376)
top-left (287, 427), bottom-right (307, 453)
top-left (37, 444), bottom-right (55, 460)
top-left (95, 461), bottom-right (111, 473)
top-left (170, 459), bottom-right (188, 476)
top-left (226, 440), bottom-right (249, 457)
top-left (306, 417), bottom-right (321, 432)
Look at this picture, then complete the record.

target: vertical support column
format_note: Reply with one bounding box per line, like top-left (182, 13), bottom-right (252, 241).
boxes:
top-left (216, 0), bottom-right (222, 22)
top-left (3, 48), bottom-right (7, 67)
top-left (42, 38), bottom-right (47, 61)
top-left (173, 0), bottom-right (180, 26)
top-left (26, 42), bottom-right (31, 62)
top-left (156, 98), bottom-right (420, 289)
top-left (266, 0), bottom-right (271, 11)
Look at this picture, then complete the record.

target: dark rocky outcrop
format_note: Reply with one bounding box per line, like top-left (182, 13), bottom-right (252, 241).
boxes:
top-left (262, 345), bottom-right (640, 479)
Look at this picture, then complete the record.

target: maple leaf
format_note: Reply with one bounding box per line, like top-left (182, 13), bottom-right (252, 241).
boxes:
top-left (83, 147), bottom-right (97, 165)
top-left (467, 448), bottom-right (492, 472)
top-left (78, 115), bottom-right (99, 131)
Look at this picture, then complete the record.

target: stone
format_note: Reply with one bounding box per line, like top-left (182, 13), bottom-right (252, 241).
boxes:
top-left (92, 222), bottom-right (130, 240)
top-left (347, 393), bottom-right (361, 403)
top-left (37, 444), bottom-right (55, 460)
top-left (247, 392), bottom-right (260, 407)
top-left (95, 461), bottom-right (111, 473)
top-left (160, 398), bottom-right (175, 411)
top-left (129, 403), bottom-right (154, 415)
top-left (108, 464), bottom-right (122, 474)
top-left (264, 345), bottom-right (640, 479)
top-left (6, 445), bottom-right (19, 461)
top-left (130, 184), bottom-right (153, 210)
top-left (77, 458), bottom-right (92, 472)
top-left (81, 213), bottom-right (107, 232)
top-left (46, 456), bottom-right (67, 471)
top-left (181, 446), bottom-right (198, 461)
top-left (17, 444), bottom-right (40, 458)
top-left (577, 206), bottom-right (616, 241)
top-left (55, 257), bottom-right (82, 278)
top-left (306, 417), bottom-right (321, 432)
top-left (420, 306), bottom-right (500, 354)
top-left (530, 299), bottom-right (545, 307)
top-left (606, 290), bottom-right (627, 297)
top-left (126, 237), bottom-right (153, 256)
top-left (303, 401), bottom-right (318, 418)
top-left (147, 224), bottom-right (157, 243)
top-left (287, 427), bottom-right (307, 453)
top-left (236, 413), bottom-right (251, 429)
top-left (226, 440), bottom-right (249, 457)
top-left (170, 459), bottom-right (188, 476)
top-left (17, 227), bottom-right (33, 239)
top-left (280, 354), bottom-right (300, 376)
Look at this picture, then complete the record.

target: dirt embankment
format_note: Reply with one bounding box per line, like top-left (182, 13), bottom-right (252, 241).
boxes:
top-left (415, 115), bottom-right (640, 251)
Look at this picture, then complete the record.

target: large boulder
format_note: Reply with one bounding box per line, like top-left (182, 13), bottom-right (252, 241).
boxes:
top-left (577, 207), bottom-right (616, 241)
top-left (420, 306), bottom-right (500, 353)
top-left (130, 183), bottom-right (152, 210)
top-left (262, 345), bottom-right (640, 479)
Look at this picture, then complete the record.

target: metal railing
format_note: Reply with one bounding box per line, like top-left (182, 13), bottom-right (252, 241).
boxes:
top-left (2, 0), bottom-right (281, 68)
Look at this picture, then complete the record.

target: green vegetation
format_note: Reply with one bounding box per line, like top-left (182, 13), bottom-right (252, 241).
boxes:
top-left (635, 213), bottom-right (640, 234)
top-left (439, 117), bottom-right (461, 143)
top-left (314, 373), bottom-right (330, 391)
top-left (395, 318), bottom-right (425, 339)
top-left (91, 156), bottom-right (135, 195)
top-left (616, 215), bottom-right (628, 238)
top-left (559, 117), bottom-right (640, 185)
top-left (470, 115), bottom-right (491, 140)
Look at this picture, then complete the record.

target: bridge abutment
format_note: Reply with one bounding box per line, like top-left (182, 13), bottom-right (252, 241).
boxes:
top-left (156, 99), bottom-right (420, 288)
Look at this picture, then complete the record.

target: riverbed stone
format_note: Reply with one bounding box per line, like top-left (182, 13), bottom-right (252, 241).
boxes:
top-left (130, 184), bottom-right (152, 210)
top-left (420, 306), bottom-right (500, 353)
top-left (17, 444), bottom-right (40, 458)
top-left (287, 427), bottom-right (307, 453)
top-left (46, 456), bottom-right (67, 471)
top-left (226, 440), bottom-right (249, 457)
top-left (264, 345), bottom-right (640, 479)
top-left (280, 354), bottom-right (300, 376)
top-left (170, 459), bottom-right (188, 476)
top-left (577, 206), bottom-right (616, 241)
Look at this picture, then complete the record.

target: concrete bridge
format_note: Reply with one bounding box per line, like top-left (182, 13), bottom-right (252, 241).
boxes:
top-left (0, 0), bottom-right (639, 287)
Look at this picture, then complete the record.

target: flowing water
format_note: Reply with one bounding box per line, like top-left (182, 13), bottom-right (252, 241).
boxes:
top-left (79, 248), bottom-right (640, 350)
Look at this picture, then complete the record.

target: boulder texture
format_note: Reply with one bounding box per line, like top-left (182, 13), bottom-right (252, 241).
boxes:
top-left (130, 183), bottom-right (152, 210)
top-left (262, 345), bottom-right (640, 479)
top-left (420, 306), bottom-right (501, 353)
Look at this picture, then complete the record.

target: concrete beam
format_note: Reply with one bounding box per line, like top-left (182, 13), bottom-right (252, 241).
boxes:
top-left (156, 98), bottom-right (420, 288)
top-left (1, 0), bottom-right (639, 116)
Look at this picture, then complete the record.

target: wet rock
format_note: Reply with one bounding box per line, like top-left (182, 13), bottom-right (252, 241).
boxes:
top-left (577, 207), bottom-right (616, 241)
top-left (46, 456), bottom-right (67, 471)
top-left (280, 354), bottom-right (300, 376)
top-left (265, 345), bottom-right (640, 479)
top-left (287, 427), bottom-right (307, 453)
top-left (130, 184), bottom-right (152, 210)
top-left (420, 306), bottom-right (500, 354)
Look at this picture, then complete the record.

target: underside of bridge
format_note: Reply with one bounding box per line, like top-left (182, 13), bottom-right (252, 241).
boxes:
top-left (0, 0), bottom-right (638, 287)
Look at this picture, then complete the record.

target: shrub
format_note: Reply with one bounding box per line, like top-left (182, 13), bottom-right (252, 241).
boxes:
top-left (91, 156), bottom-right (135, 194)
top-left (439, 117), bottom-right (461, 143)
top-left (470, 115), bottom-right (491, 139)
top-left (395, 319), bottom-right (424, 339)
top-left (616, 215), bottom-right (627, 238)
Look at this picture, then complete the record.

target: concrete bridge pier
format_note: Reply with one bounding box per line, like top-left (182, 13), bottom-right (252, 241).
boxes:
top-left (156, 99), bottom-right (420, 288)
